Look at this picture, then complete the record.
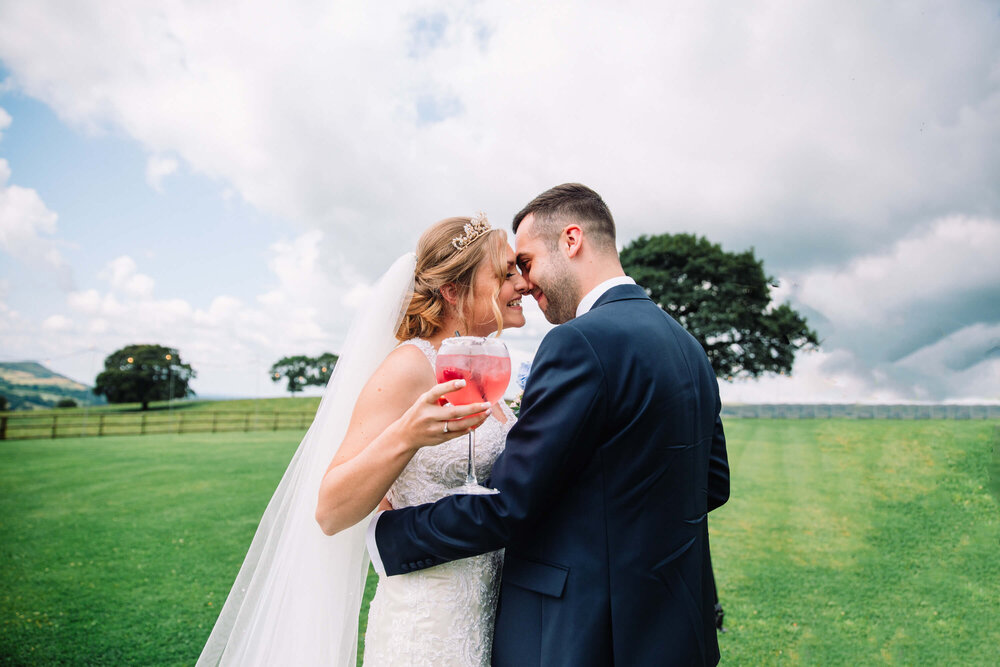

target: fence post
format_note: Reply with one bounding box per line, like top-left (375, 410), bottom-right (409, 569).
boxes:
top-left (212, 412), bottom-right (218, 433)
top-left (141, 413), bottom-right (147, 435)
top-left (244, 413), bottom-right (251, 432)
top-left (273, 411), bottom-right (279, 431)
top-left (0, 416), bottom-right (7, 440)
top-left (51, 415), bottom-right (58, 439)
top-left (98, 414), bottom-right (105, 436)
top-left (177, 413), bottom-right (184, 434)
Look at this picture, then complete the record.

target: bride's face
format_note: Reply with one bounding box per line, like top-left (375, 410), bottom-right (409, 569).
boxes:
top-left (468, 244), bottom-right (528, 335)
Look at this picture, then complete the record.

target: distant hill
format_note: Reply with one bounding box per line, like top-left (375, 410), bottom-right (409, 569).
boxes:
top-left (0, 362), bottom-right (106, 411)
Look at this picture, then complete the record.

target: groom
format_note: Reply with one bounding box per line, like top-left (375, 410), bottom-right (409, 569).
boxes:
top-left (369, 183), bottom-right (730, 666)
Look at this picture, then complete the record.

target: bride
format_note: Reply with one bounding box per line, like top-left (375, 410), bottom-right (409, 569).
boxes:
top-left (197, 213), bottom-right (528, 666)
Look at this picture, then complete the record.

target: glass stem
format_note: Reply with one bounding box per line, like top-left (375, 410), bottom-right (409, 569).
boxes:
top-left (465, 432), bottom-right (478, 486)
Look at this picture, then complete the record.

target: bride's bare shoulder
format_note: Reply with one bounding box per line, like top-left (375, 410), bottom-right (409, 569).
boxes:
top-left (338, 343), bottom-right (435, 451)
top-left (361, 342), bottom-right (434, 401)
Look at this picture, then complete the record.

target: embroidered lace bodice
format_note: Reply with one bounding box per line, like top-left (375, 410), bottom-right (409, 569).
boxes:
top-left (362, 338), bottom-right (513, 667)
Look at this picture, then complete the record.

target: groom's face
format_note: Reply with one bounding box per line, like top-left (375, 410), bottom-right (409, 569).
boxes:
top-left (515, 213), bottom-right (580, 325)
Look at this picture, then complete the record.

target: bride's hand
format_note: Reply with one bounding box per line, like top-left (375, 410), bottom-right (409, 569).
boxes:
top-left (397, 379), bottom-right (491, 449)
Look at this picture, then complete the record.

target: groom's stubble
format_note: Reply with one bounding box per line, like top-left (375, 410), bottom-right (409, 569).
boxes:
top-left (536, 251), bottom-right (582, 325)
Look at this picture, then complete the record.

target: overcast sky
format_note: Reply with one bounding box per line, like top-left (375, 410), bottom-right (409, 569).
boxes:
top-left (1, 0), bottom-right (998, 403)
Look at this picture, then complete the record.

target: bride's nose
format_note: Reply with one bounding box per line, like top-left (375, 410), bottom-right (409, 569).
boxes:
top-left (513, 271), bottom-right (530, 293)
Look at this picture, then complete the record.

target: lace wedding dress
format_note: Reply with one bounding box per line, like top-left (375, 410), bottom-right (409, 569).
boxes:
top-left (362, 338), bottom-right (514, 667)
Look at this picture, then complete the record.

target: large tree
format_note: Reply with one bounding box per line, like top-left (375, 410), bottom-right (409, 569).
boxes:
top-left (93, 344), bottom-right (196, 410)
top-left (269, 353), bottom-right (339, 394)
top-left (620, 233), bottom-right (819, 379)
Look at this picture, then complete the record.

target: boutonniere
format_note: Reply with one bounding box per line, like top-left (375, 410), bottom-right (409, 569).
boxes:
top-left (509, 389), bottom-right (524, 417)
top-left (510, 361), bottom-right (531, 417)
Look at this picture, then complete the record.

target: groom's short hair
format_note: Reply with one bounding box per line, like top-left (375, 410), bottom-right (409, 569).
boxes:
top-left (512, 183), bottom-right (617, 252)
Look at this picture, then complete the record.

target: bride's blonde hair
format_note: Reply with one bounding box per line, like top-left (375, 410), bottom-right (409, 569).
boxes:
top-left (396, 217), bottom-right (508, 341)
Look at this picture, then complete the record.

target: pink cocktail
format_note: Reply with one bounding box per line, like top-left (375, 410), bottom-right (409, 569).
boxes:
top-left (436, 354), bottom-right (512, 407)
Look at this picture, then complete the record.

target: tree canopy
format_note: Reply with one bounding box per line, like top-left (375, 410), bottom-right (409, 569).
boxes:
top-left (269, 353), bottom-right (339, 394)
top-left (93, 344), bottom-right (195, 410)
top-left (620, 233), bottom-right (819, 379)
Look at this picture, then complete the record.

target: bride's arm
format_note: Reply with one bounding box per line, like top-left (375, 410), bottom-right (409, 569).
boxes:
top-left (315, 346), bottom-right (489, 536)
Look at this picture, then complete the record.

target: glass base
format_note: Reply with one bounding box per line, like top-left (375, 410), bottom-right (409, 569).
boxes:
top-left (446, 483), bottom-right (500, 496)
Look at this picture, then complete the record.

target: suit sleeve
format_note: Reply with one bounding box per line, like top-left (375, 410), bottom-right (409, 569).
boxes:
top-left (374, 324), bottom-right (608, 575)
top-left (707, 384), bottom-right (730, 512)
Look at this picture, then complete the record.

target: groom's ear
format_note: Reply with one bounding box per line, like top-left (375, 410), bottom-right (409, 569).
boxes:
top-left (562, 224), bottom-right (583, 259)
top-left (440, 283), bottom-right (459, 305)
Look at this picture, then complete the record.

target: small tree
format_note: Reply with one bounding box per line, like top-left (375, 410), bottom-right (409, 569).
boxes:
top-left (56, 398), bottom-right (78, 408)
top-left (94, 344), bottom-right (195, 410)
top-left (620, 233), bottom-right (819, 379)
top-left (311, 353), bottom-right (339, 387)
top-left (269, 355), bottom-right (313, 394)
top-left (269, 353), bottom-right (339, 394)
top-left (0, 395), bottom-right (7, 411)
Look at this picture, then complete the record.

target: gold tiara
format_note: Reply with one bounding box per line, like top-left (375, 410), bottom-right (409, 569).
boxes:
top-left (451, 212), bottom-right (491, 251)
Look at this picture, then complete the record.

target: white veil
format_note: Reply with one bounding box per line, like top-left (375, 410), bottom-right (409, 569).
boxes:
top-left (197, 253), bottom-right (417, 667)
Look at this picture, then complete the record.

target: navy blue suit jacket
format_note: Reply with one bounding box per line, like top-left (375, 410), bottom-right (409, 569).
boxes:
top-left (375, 284), bottom-right (730, 666)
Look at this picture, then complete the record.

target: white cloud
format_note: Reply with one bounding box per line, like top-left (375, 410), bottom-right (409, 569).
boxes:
top-left (762, 215), bottom-right (1000, 400)
top-left (42, 314), bottom-right (73, 331)
top-left (98, 255), bottom-right (156, 298)
top-left (793, 216), bottom-right (1000, 329)
top-left (894, 322), bottom-right (1000, 400)
top-left (145, 154), bottom-right (178, 192)
top-left (0, 156), bottom-right (74, 290)
top-left (66, 289), bottom-right (101, 315)
top-left (0, 106), bottom-right (10, 140)
top-left (8, 230), bottom-right (367, 396)
top-left (721, 348), bottom-right (910, 404)
top-left (722, 335), bottom-right (1000, 404)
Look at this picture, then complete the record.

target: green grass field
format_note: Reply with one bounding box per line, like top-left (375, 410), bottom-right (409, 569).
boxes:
top-left (1, 420), bottom-right (997, 665)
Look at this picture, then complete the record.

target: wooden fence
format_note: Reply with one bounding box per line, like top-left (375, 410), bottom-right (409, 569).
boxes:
top-left (0, 411), bottom-right (316, 441)
top-left (3, 403), bottom-right (997, 441)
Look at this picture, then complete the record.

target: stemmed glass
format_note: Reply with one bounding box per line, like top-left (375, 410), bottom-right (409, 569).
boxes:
top-left (435, 336), bottom-right (511, 495)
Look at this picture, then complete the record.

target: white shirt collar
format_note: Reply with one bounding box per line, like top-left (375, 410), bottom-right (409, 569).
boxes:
top-left (575, 276), bottom-right (637, 317)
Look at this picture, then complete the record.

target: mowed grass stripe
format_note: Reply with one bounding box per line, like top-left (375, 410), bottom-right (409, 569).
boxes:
top-left (711, 420), bottom-right (999, 665)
